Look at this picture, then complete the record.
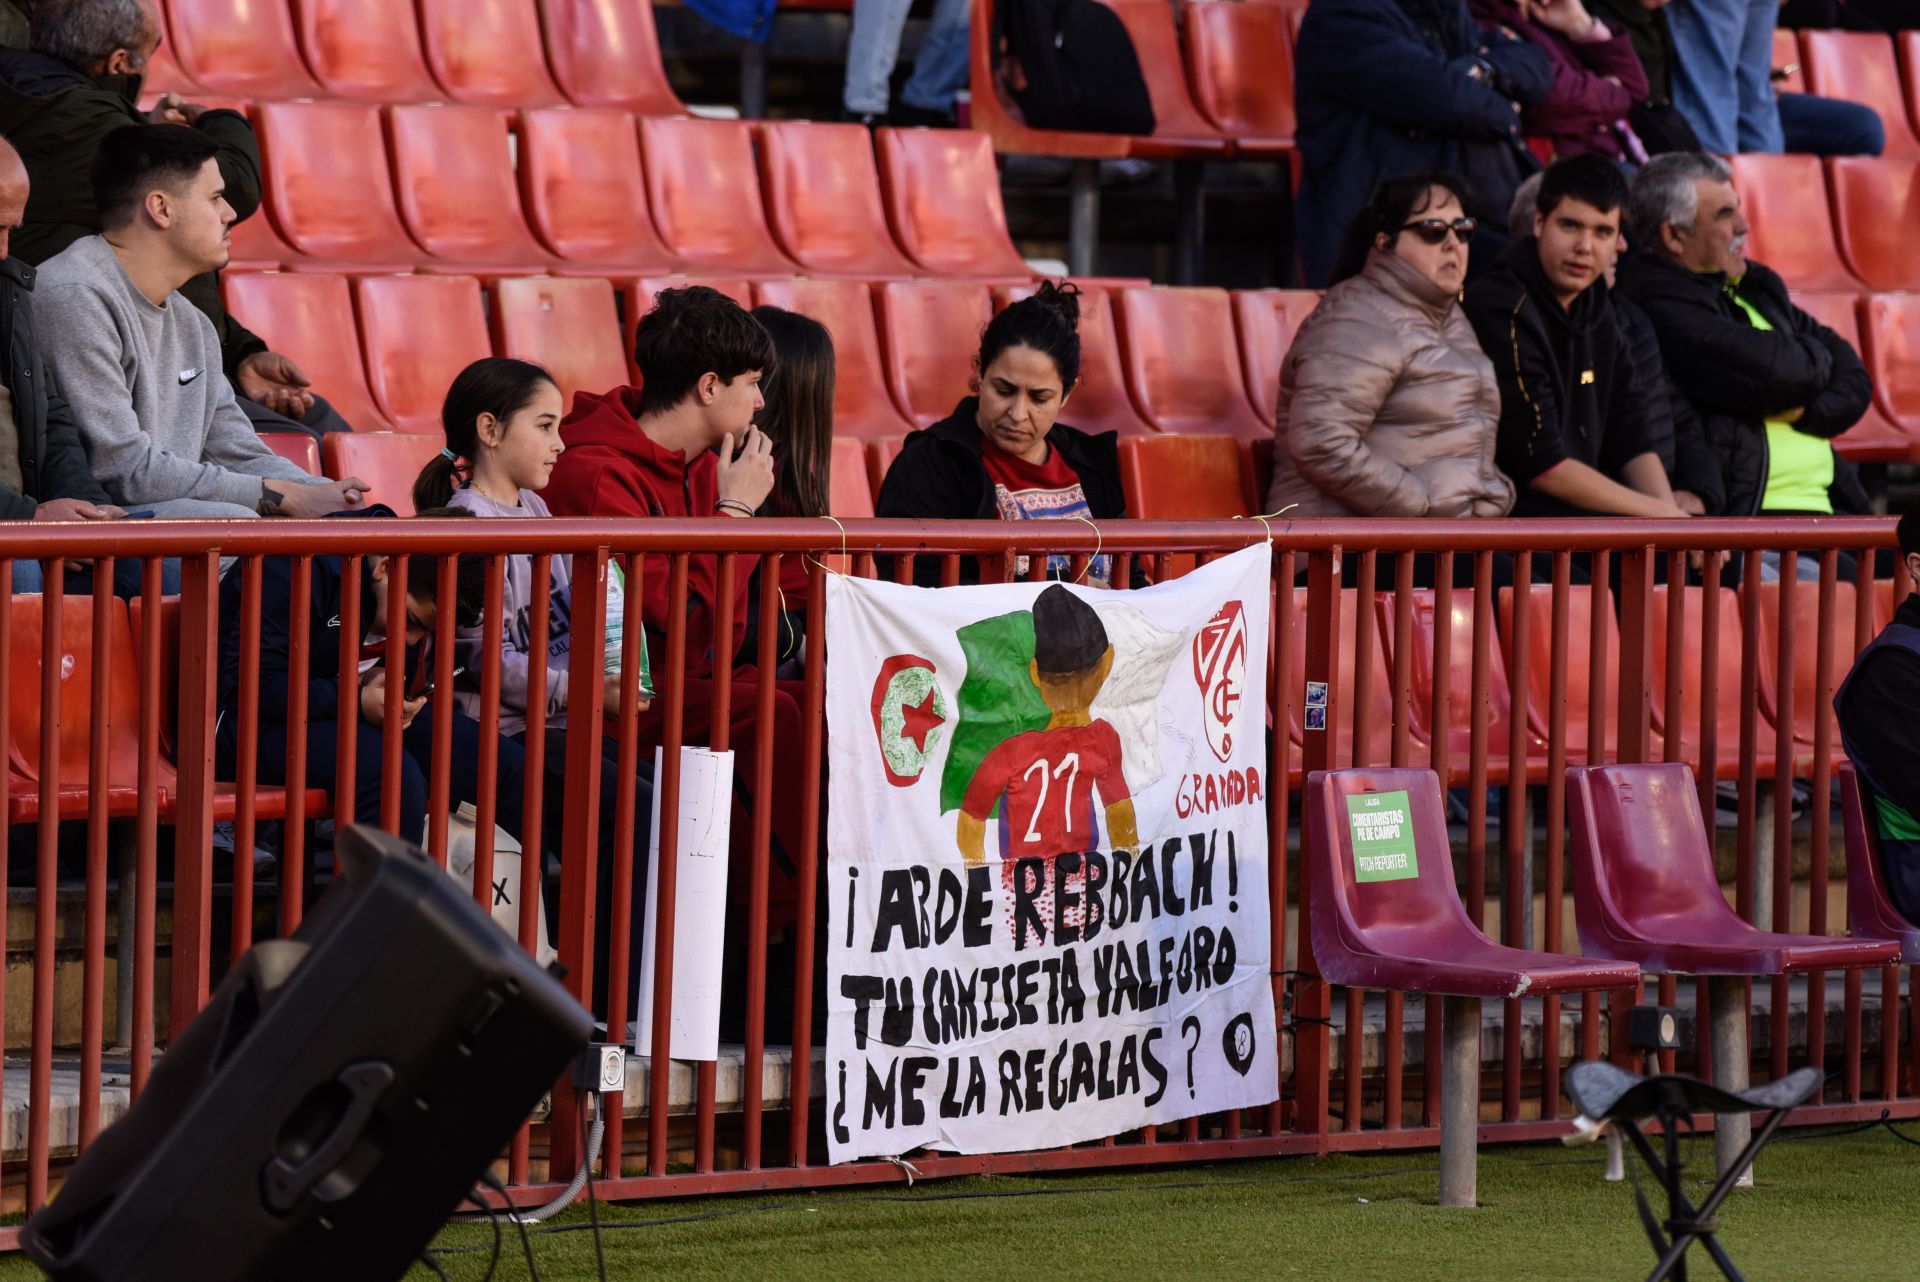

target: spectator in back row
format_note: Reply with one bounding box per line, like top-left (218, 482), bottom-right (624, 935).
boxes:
top-left (1464, 153), bottom-right (1689, 518)
top-left (1267, 173), bottom-right (1514, 521)
top-left (842, 0), bottom-right (968, 127)
top-left (876, 281), bottom-right (1140, 588)
top-left (0, 0), bottom-right (351, 437)
top-left (1293, 0), bottom-right (1552, 286)
top-left (1618, 152), bottom-right (1873, 556)
top-left (1467, 0), bottom-right (1650, 162)
top-left (35, 124), bottom-right (366, 518)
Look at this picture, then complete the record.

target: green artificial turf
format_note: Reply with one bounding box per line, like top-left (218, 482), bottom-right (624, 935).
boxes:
top-left (2, 1128), bottom-right (1913, 1279)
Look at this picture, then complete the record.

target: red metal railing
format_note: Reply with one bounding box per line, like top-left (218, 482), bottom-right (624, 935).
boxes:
top-left (0, 516), bottom-right (1910, 1243)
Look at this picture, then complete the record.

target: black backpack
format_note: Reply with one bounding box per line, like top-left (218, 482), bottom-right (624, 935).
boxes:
top-left (993, 0), bottom-right (1156, 136)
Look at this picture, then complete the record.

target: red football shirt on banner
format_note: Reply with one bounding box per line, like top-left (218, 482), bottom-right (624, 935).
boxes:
top-left (960, 720), bottom-right (1131, 859)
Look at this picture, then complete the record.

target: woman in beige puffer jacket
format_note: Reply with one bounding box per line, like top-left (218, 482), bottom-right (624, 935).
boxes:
top-left (1266, 177), bottom-right (1515, 519)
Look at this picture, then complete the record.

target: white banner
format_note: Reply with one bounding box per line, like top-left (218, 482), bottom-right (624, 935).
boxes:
top-left (824, 546), bottom-right (1278, 1163)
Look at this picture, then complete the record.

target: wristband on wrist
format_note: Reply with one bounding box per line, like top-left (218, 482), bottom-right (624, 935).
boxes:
top-left (715, 498), bottom-right (755, 517)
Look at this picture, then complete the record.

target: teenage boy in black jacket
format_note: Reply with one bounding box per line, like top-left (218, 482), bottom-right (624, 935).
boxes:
top-left (1464, 153), bottom-right (1692, 519)
top-left (1618, 151), bottom-right (1873, 520)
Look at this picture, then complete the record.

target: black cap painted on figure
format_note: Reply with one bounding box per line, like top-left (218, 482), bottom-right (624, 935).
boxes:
top-left (1032, 584), bottom-right (1108, 676)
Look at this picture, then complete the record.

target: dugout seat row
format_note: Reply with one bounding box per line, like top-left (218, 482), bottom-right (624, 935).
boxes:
top-left (236, 104), bottom-right (1027, 285)
top-left (146, 0), bottom-right (682, 114)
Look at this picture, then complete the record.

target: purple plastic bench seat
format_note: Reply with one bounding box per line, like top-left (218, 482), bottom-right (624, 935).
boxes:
top-left (1839, 763), bottom-right (1920, 963)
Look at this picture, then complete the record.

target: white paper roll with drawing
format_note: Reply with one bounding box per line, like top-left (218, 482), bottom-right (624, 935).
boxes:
top-left (635, 746), bottom-right (734, 1060)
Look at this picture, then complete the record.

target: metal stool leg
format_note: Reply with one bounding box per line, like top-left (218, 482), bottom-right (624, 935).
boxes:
top-left (1707, 976), bottom-right (1751, 1185)
top-left (1440, 994), bottom-right (1480, 1207)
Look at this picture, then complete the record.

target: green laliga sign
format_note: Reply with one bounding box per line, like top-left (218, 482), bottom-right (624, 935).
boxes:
top-left (1347, 790), bottom-right (1418, 883)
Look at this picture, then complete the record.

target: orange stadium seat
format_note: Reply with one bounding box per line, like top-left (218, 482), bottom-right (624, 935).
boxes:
top-left (639, 117), bottom-right (800, 277)
top-left (164, 0), bottom-right (325, 99)
top-left (830, 437), bottom-right (875, 518)
top-left (353, 275), bottom-right (494, 435)
top-left (758, 121), bottom-right (921, 280)
top-left (416, 0), bottom-right (565, 107)
top-left (875, 280), bottom-right (994, 428)
top-left (7, 597), bottom-right (145, 822)
top-left (141, 19), bottom-right (203, 98)
top-left (1753, 580), bottom-right (1863, 750)
top-left (866, 437), bottom-right (903, 500)
top-left (1790, 292), bottom-right (1916, 461)
top-left (1115, 287), bottom-right (1272, 440)
top-left (537, 0), bottom-right (686, 115)
top-left (1097, 0), bottom-right (1231, 154)
top-left (1182, 0), bottom-right (1296, 153)
top-left (254, 102), bottom-right (421, 269)
top-left (1727, 154), bottom-right (1862, 292)
top-left (994, 283), bottom-right (1155, 437)
top-left (1800, 30), bottom-right (1920, 159)
top-left (1772, 28), bottom-right (1806, 95)
top-left (1380, 588), bottom-right (1533, 783)
top-left (490, 276), bottom-right (631, 414)
top-left (293, 0), bottom-right (441, 102)
top-left (1827, 157), bottom-right (1920, 290)
top-left (752, 279), bottom-right (916, 439)
top-left (1648, 584), bottom-right (1773, 776)
top-left (1285, 587), bottom-right (1394, 766)
top-left (221, 272), bottom-right (393, 432)
top-left (1232, 289), bottom-right (1321, 428)
top-left (874, 128), bottom-right (1032, 281)
top-left (1861, 292), bottom-right (1920, 436)
top-left (623, 276), bottom-right (755, 383)
top-left (517, 108), bottom-right (680, 275)
top-left (262, 433), bottom-right (321, 475)
top-left (225, 204), bottom-right (299, 273)
top-left (386, 105), bottom-right (562, 274)
top-left (1501, 583), bottom-right (1616, 765)
top-left (1118, 435), bottom-right (1251, 518)
top-left (1903, 33), bottom-right (1920, 143)
top-left (322, 433), bottom-right (444, 517)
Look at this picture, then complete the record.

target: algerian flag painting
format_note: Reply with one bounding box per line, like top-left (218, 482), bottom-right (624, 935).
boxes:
top-left (824, 545), bottom-right (1279, 1164)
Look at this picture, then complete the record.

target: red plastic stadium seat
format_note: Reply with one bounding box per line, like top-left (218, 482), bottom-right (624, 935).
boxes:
top-left (1647, 585), bottom-right (1774, 776)
top-left (386, 105), bottom-right (561, 273)
top-left (490, 276), bottom-right (630, 415)
top-left (623, 276), bottom-right (756, 384)
top-left (1801, 30), bottom-right (1920, 159)
top-left (758, 121), bottom-right (920, 280)
top-left (1727, 155), bottom-right (1862, 292)
top-left (1567, 762), bottom-right (1899, 974)
top-left (294, 0), bottom-right (441, 101)
top-left (321, 432), bottom-right (443, 517)
top-left (1838, 764), bottom-right (1920, 961)
top-left (830, 437), bottom-right (875, 518)
top-left (416, 0), bottom-right (564, 107)
top-left (165, 0), bottom-right (325, 99)
top-left (1096, 0), bottom-right (1231, 155)
top-left (965, 0), bottom-right (1132, 162)
top-left (639, 117), bottom-right (799, 277)
top-left (353, 275), bottom-right (493, 435)
top-left (875, 128), bottom-right (1032, 281)
top-left (1115, 287), bottom-right (1273, 440)
top-left (254, 102), bottom-right (421, 269)
top-left (1860, 292), bottom-right (1920, 436)
top-left (752, 279), bottom-right (915, 440)
top-left (995, 283), bottom-right (1155, 437)
top-left (261, 432), bottom-right (321, 475)
top-left (875, 280), bottom-right (993, 428)
top-left (1904, 32), bottom-right (1920, 145)
top-left (225, 204), bottom-right (299, 273)
top-left (517, 108), bottom-right (680, 275)
top-left (1789, 292), bottom-right (1915, 461)
top-left (1828, 156), bottom-right (1920, 291)
top-left (6, 597), bottom-right (145, 822)
top-left (1232, 288), bottom-right (1322, 429)
top-left (1182, 0), bottom-right (1295, 153)
top-left (1378, 588), bottom-right (1534, 783)
top-left (1307, 769), bottom-right (1639, 997)
top-left (1287, 588), bottom-right (1394, 767)
top-left (222, 272), bottom-right (392, 432)
top-left (1752, 580), bottom-right (1862, 749)
top-left (1117, 435), bottom-right (1250, 519)
top-left (142, 20), bottom-right (203, 98)
top-left (1499, 583), bottom-right (1614, 765)
top-left (866, 437), bottom-right (903, 502)
top-left (537, 0), bottom-right (686, 115)
top-left (1772, 28), bottom-right (1806, 95)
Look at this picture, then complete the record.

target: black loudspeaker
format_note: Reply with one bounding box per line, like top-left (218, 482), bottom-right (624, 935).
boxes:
top-left (23, 824), bottom-right (594, 1281)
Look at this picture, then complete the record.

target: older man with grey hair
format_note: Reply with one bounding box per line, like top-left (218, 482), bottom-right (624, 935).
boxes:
top-left (1616, 151), bottom-right (1872, 544)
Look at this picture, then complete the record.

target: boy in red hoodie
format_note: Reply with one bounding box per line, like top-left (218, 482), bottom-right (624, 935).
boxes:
top-left (543, 287), bottom-right (812, 942)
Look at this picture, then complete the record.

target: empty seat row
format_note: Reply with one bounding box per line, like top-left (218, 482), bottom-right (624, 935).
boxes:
top-left (1730, 153), bottom-right (1920, 294)
top-left (236, 105), bottom-right (1028, 284)
top-left (1776, 27), bottom-right (1920, 160)
top-left (146, 0), bottom-right (681, 114)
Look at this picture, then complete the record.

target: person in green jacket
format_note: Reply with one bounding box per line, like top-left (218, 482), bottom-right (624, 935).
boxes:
top-left (0, 0), bottom-right (351, 438)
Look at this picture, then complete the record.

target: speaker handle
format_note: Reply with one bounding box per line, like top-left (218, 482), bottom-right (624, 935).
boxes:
top-left (261, 1061), bottom-right (397, 1213)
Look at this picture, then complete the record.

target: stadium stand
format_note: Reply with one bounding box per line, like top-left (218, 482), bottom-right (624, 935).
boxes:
top-left (1828, 156), bottom-right (1920, 291)
top-left (321, 432), bottom-right (444, 517)
top-left (1753, 580), bottom-right (1865, 754)
top-left (537, 0), bottom-right (688, 116)
top-left (1772, 27), bottom-right (1806, 96)
top-left (1502, 584), bottom-right (1615, 766)
top-left (1181, 0), bottom-right (1296, 154)
top-left (624, 277), bottom-right (755, 382)
top-left (1861, 292), bottom-right (1920, 439)
top-left (416, 0), bottom-right (567, 107)
top-left (753, 278), bottom-right (916, 439)
top-left (490, 276), bottom-right (631, 414)
top-left (1788, 292), bottom-right (1916, 461)
top-left (1117, 434), bottom-right (1254, 519)
top-left (222, 272), bottom-right (396, 433)
top-left (261, 433), bottom-right (322, 476)
top-left (164, 0), bottom-right (326, 100)
top-left (1838, 764), bottom-right (1920, 960)
top-left (829, 437), bottom-right (876, 519)
top-left (1115, 287), bottom-right (1272, 440)
top-left (1099, 0), bottom-right (1233, 155)
top-left (1726, 154), bottom-right (1862, 292)
top-left (353, 275), bottom-right (495, 435)
top-left (1799, 29), bottom-right (1920, 160)
top-left (876, 281), bottom-right (994, 428)
top-left (639, 117), bottom-right (802, 277)
top-left (293, 0), bottom-right (444, 102)
top-left (253, 102), bottom-right (422, 270)
top-left (994, 283), bottom-right (1156, 438)
top-left (874, 128), bottom-right (1032, 282)
top-left (757, 122), bottom-right (922, 280)
top-left (386, 105), bottom-right (565, 274)
top-left (1648, 584), bottom-right (1775, 775)
top-left (1285, 588), bottom-right (1393, 766)
top-left (1380, 588), bottom-right (1535, 783)
top-left (517, 108), bottom-right (683, 276)
top-left (1231, 289), bottom-right (1321, 430)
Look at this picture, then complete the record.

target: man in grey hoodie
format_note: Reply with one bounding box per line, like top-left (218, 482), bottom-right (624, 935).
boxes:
top-left (34, 122), bottom-right (366, 518)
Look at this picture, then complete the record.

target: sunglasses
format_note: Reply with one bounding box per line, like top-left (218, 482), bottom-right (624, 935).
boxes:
top-left (1399, 216), bottom-right (1479, 246)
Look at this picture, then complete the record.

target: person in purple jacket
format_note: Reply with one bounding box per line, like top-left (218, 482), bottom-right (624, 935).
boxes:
top-left (1470, 0), bottom-right (1651, 161)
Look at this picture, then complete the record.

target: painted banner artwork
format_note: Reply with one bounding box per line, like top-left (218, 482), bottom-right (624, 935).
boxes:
top-left (824, 546), bottom-right (1278, 1162)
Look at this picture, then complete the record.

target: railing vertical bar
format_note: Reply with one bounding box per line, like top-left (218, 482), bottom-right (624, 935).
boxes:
top-left (1737, 548), bottom-right (1763, 921)
top-left (379, 553), bottom-right (408, 835)
top-left (78, 573), bottom-right (113, 1152)
top-left (1772, 555), bottom-right (1797, 1080)
top-left (744, 555), bottom-right (779, 1167)
top-left (646, 556), bottom-right (690, 1178)
top-left (1542, 548), bottom-right (1572, 1120)
top-left (604, 550), bottom-right (647, 1182)
top-left (788, 558), bottom-right (830, 1167)
top-left (281, 556), bottom-right (312, 932)
top-left (696, 553), bottom-right (739, 1174)
top-left (1467, 550), bottom-right (1493, 929)
top-left (1501, 549), bottom-right (1532, 1122)
top-left (510, 553), bottom-right (552, 1188)
top-left (1807, 550), bottom-right (1839, 1082)
top-left (232, 559), bottom-right (263, 959)
top-left (28, 573), bottom-right (62, 1211)
top-left (1266, 548), bottom-right (1293, 1139)
top-left (1425, 551), bottom-right (1452, 1129)
top-left (131, 558), bottom-right (162, 1097)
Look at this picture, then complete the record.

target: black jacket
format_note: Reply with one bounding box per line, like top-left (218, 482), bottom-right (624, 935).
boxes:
top-left (874, 398), bottom-right (1136, 588)
top-left (1462, 237), bottom-right (1659, 517)
top-left (1615, 253), bottom-right (1871, 517)
top-left (1616, 294), bottom-right (1724, 511)
top-left (0, 254), bottom-right (111, 519)
top-left (0, 48), bottom-right (268, 380)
